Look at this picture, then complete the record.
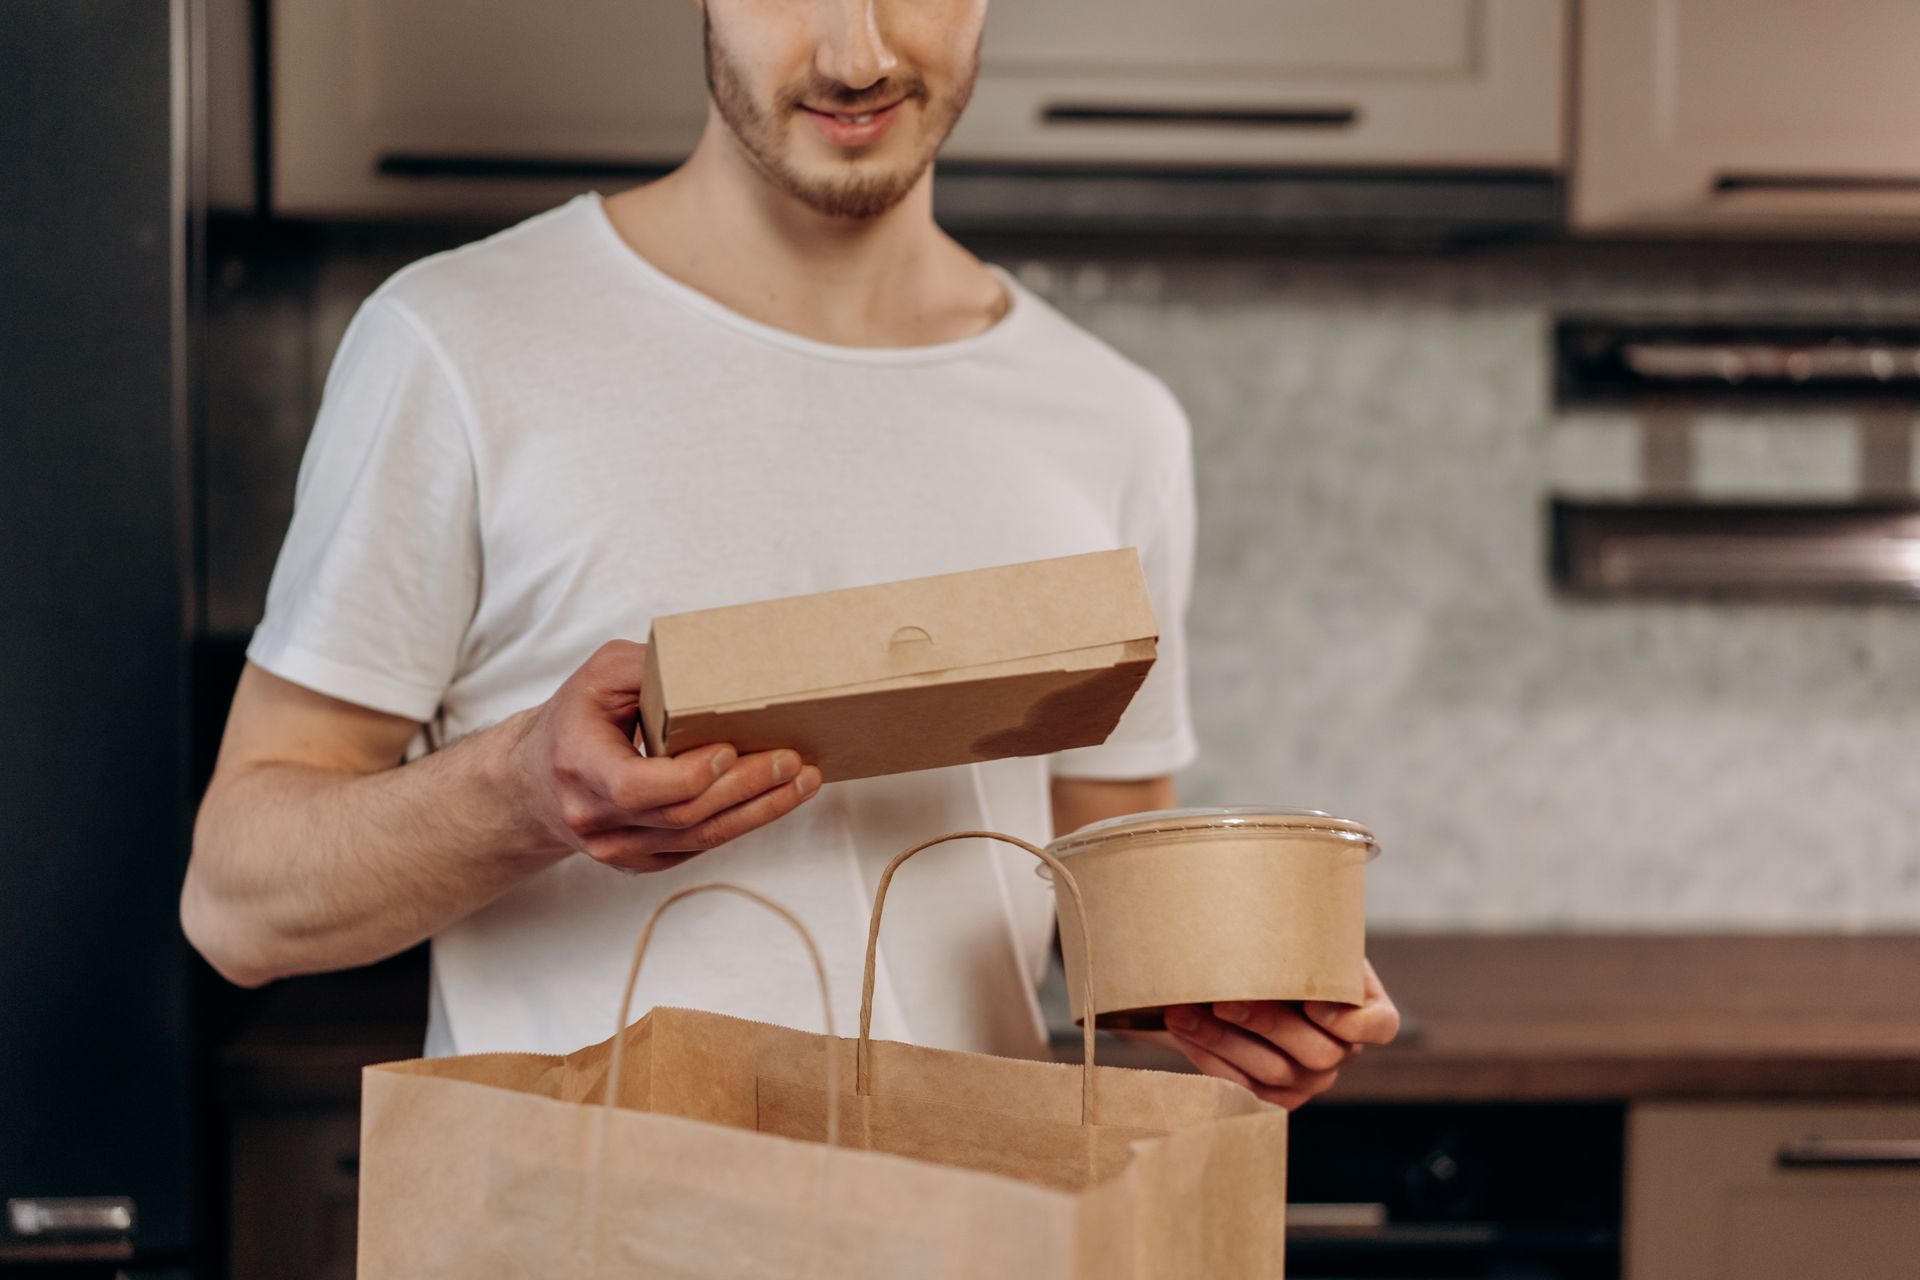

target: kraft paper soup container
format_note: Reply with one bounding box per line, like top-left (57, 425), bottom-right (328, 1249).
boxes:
top-left (1044, 806), bottom-right (1378, 1029)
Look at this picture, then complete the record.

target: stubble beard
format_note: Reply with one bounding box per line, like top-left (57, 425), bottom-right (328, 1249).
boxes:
top-left (703, 16), bottom-right (978, 220)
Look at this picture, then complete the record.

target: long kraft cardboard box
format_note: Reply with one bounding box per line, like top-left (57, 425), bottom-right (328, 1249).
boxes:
top-left (637, 550), bottom-right (1159, 783)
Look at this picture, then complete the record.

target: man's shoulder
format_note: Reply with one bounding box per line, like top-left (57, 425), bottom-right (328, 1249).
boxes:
top-left (369, 196), bottom-right (605, 341)
top-left (1003, 275), bottom-right (1190, 438)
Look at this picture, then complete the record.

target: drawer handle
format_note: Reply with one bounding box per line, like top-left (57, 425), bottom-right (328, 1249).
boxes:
top-left (1714, 173), bottom-right (1920, 195)
top-left (377, 153), bottom-right (666, 181)
top-left (1040, 103), bottom-right (1359, 130)
top-left (1777, 1138), bottom-right (1920, 1169)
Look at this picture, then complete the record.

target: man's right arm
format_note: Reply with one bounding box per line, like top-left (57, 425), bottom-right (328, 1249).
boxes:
top-left (181, 641), bottom-right (820, 988)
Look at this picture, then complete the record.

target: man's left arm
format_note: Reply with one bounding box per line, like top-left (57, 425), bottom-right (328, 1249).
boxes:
top-left (1050, 775), bottom-right (1400, 1110)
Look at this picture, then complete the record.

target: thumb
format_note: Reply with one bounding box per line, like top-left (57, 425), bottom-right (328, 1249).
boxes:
top-left (1304, 1001), bottom-right (1352, 1039)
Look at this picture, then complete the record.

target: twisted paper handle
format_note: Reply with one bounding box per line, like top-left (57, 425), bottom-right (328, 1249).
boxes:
top-left (589, 883), bottom-right (838, 1279)
top-left (856, 830), bottom-right (1101, 1126)
top-left (582, 829), bottom-right (1103, 1277)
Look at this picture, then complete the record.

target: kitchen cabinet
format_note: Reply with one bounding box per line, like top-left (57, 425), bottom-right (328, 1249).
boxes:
top-left (1625, 1102), bottom-right (1920, 1280)
top-left (943, 0), bottom-right (1564, 170)
top-left (271, 0), bottom-right (708, 219)
top-left (1575, 0), bottom-right (1920, 237)
top-left (219, 948), bottom-right (428, 1280)
top-left (269, 0), bottom-right (1564, 221)
top-left (228, 1109), bottom-right (361, 1280)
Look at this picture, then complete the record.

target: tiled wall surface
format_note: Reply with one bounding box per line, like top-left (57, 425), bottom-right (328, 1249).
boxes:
top-left (1026, 250), bottom-right (1920, 929)
top-left (206, 226), bottom-right (1920, 929)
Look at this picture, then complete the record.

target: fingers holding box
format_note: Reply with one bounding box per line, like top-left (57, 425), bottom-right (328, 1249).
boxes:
top-left (507, 640), bottom-right (822, 873)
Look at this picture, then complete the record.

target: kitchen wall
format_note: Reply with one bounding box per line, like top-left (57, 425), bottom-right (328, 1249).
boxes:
top-left (206, 225), bottom-right (1920, 932)
top-left (1030, 246), bottom-right (1920, 930)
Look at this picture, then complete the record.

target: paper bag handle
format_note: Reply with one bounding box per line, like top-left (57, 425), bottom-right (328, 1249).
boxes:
top-left (857, 830), bottom-right (1100, 1127)
top-left (588, 884), bottom-right (838, 1280)
top-left (599, 883), bottom-right (839, 1144)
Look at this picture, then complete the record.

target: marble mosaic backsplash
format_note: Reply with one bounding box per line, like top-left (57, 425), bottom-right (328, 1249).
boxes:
top-left (1018, 249), bottom-right (1920, 930)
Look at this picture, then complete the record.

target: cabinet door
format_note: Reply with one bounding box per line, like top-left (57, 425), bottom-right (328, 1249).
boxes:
top-left (1626, 1102), bottom-right (1920, 1280)
top-left (946, 0), bottom-right (1565, 169)
top-left (274, 0), bottom-right (1565, 220)
top-left (1576, 0), bottom-right (1920, 236)
top-left (228, 1108), bottom-right (362, 1280)
top-left (272, 0), bottom-right (707, 219)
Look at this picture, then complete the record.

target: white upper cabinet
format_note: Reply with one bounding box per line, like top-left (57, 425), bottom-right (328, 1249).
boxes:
top-left (1575, 0), bottom-right (1920, 237)
top-left (272, 0), bottom-right (708, 219)
top-left (270, 0), bottom-right (1566, 221)
top-left (945, 0), bottom-right (1565, 170)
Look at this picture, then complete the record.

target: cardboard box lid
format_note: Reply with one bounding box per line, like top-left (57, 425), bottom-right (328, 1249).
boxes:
top-left (652, 550), bottom-right (1157, 713)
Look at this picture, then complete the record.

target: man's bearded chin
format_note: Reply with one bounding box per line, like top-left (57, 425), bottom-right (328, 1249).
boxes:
top-left (703, 19), bottom-right (976, 220)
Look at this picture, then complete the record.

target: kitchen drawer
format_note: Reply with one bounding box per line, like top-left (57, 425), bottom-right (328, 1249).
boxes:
top-left (1574, 0), bottom-right (1920, 237)
top-left (229, 1106), bottom-right (361, 1280)
top-left (947, 0), bottom-right (1565, 170)
top-left (271, 0), bottom-right (707, 219)
top-left (1626, 1101), bottom-right (1920, 1280)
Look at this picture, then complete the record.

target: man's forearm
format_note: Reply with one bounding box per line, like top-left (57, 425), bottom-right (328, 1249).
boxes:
top-left (1050, 774), bottom-right (1176, 838)
top-left (182, 710), bottom-right (565, 987)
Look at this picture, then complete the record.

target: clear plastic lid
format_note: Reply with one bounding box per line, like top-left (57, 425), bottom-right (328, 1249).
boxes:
top-left (1045, 805), bottom-right (1380, 861)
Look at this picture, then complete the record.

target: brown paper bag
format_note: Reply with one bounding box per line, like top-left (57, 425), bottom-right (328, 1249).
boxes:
top-left (356, 833), bottom-right (1290, 1278)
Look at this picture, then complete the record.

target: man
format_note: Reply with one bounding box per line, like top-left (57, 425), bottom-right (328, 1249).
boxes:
top-left (181, 0), bottom-right (1396, 1109)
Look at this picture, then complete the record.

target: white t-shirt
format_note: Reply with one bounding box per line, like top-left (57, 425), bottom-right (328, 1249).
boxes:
top-left (248, 192), bottom-right (1197, 1060)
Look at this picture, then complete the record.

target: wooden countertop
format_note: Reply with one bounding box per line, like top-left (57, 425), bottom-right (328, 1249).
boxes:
top-left (223, 935), bottom-right (1920, 1105)
top-left (1074, 934), bottom-right (1920, 1101)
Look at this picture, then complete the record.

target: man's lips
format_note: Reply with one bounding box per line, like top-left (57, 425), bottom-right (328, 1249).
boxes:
top-left (800, 99), bottom-right (906, 148)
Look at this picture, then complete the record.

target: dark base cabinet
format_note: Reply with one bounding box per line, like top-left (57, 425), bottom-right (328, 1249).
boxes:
top-left (1287, 1103), bottom-right (1624, 1280)
top-left (227, 1108), bottom-right (361, 1280)
top-left (218, 951), bottom-right (427, 1280)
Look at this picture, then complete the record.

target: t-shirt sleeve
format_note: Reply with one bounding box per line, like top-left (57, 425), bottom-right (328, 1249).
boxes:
top-left (245, 296), bottom-right (480, 723)
top-left (1050, 393), bottom-right (1201, 782)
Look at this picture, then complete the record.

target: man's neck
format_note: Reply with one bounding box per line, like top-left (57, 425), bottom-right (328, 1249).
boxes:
top-left (599, 118), bottom-right (1005, 350)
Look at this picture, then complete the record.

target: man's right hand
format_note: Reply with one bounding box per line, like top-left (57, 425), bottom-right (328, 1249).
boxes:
top-left (503, 639), bottom-right (821, 873)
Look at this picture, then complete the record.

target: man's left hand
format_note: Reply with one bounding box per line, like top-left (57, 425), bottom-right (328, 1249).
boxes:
top-left (1162, 959), bottom-right (1400, 1110)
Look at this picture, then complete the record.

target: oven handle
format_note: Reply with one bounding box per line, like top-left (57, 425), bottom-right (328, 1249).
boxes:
top-left (1287, 1202), bottom-right (1389, 1231)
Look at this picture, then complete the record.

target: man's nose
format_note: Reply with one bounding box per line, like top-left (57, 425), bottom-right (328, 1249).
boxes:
top-left (813, 0), bottom-right (899, 93)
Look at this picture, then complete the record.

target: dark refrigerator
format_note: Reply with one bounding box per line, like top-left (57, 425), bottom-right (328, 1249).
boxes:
top-left (1, 1), bottom-right (201, 1273)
